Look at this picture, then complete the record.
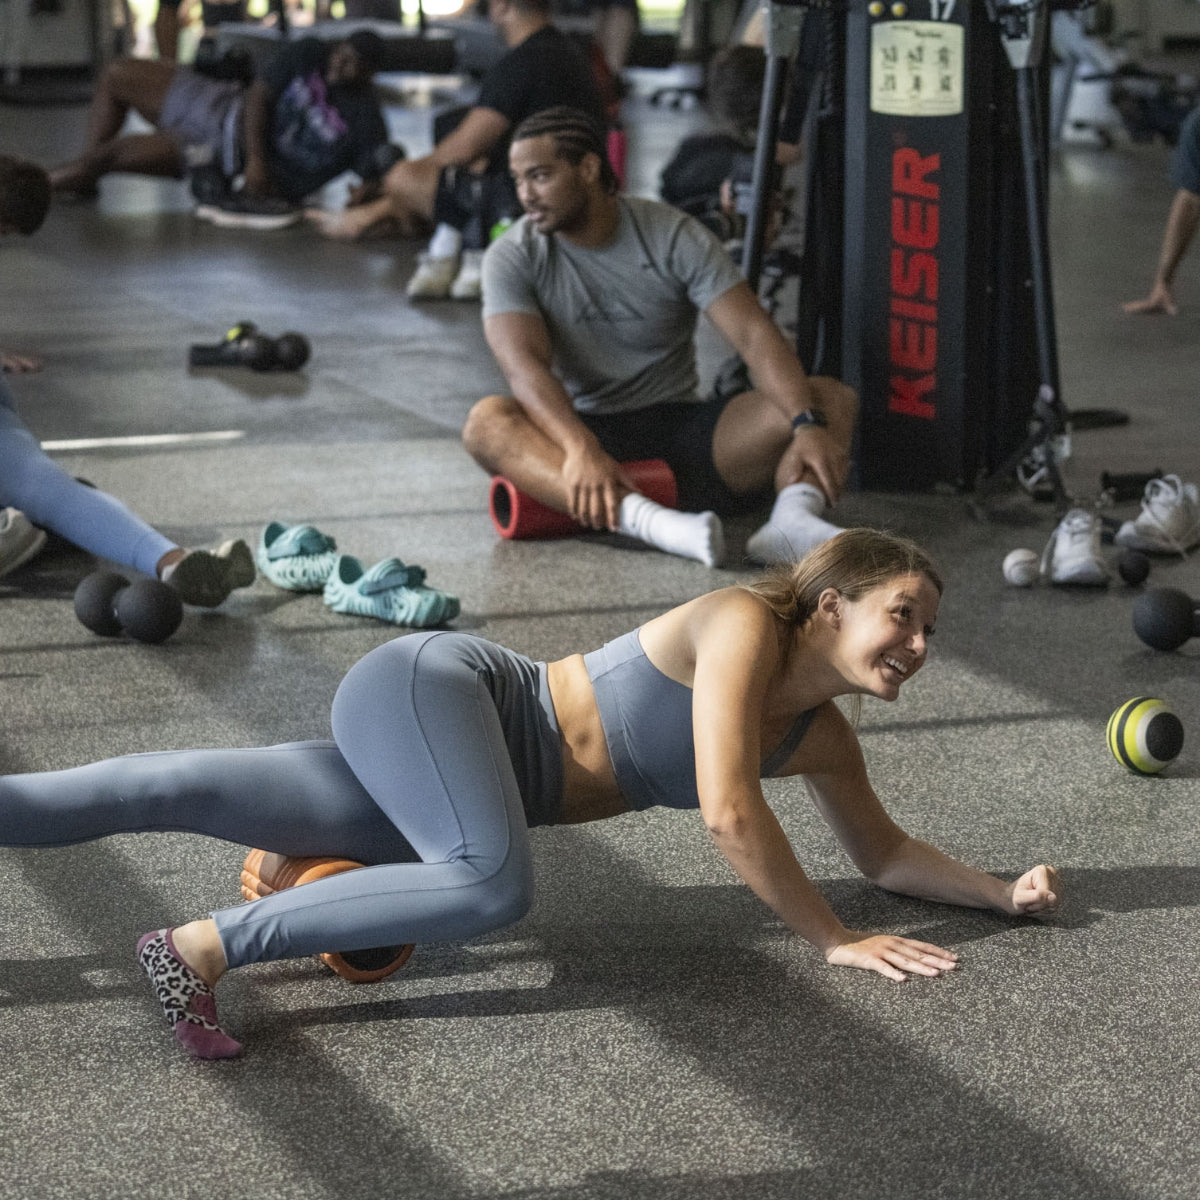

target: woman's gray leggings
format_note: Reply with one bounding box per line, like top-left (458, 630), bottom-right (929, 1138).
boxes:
top-left (0, 633), bottom-right (538, 967)
top-left (0, 371), bottom-right (174, 577)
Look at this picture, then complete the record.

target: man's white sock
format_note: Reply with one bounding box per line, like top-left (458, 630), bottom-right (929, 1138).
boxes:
top-left (427, 223), bottom-right (462, 259)
top-left (618, 493), bottom-right (725, 567)
top-left (745, 482), bottom-right (842, 565)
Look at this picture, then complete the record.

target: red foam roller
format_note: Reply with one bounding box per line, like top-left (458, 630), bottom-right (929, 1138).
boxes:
top-left (489, 459), bottom-right (678, 540)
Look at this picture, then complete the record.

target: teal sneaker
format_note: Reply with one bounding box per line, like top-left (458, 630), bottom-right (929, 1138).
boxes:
top-left (323, 555), bottom-right (460, 627)
top-left (257, 522), bottom-right (339, 592)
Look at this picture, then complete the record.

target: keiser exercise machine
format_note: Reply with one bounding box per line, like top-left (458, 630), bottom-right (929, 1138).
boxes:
top-left (743, 0), bottom-right (1080, 499)
top-left (972, 0), bottom-right (1072, 507)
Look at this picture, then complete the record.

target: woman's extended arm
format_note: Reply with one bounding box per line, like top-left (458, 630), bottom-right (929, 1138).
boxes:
top-left (688, 593), bottom-right (960, 981)
top-left (799, 705), bottom-right (1062, 918)
top-left (868, 838), bottom-right (1061, 916)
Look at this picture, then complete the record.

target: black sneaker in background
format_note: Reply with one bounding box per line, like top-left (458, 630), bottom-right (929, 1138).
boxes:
top-left (194, 191), bottom-right (301, 231)
top-left (189, 162), bottom-right (230, 207)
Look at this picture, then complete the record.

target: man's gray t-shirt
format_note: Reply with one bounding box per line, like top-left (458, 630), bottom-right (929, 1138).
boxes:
top-left (481, 196), bottom-right (744, 415)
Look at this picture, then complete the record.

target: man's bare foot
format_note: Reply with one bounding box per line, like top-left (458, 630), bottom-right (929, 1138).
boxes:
top-left (304, 206), bottom-right (382, 240)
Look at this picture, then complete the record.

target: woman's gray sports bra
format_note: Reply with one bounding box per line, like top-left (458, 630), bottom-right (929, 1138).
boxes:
top-left (582, 628), bottom-right (816, 812)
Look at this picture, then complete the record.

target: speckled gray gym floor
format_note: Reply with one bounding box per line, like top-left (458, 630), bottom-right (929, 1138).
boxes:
top-left (1, 49), bottom-right (1198, 1200)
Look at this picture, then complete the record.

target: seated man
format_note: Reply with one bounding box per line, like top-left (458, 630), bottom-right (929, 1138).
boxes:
top-left (305, 0), bottom-right (606, 302)
top-left (463, 108), bottom-right (858, 568)
top-left (1124, 103), bottom-right (1200, 315)
top-left (50, 31), bottom-right (390, 229)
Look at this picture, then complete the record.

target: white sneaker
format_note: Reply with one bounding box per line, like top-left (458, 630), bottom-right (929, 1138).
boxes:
top-left (0, 507), bottom-right (47, 580)
top-left (405, 253), bottom-right (459, 300)
top-left (449, 249), bottom-right (484, 300)
top-left (1114, 474), bottom-right (1200, 555)
top-left (1041, 508), bottom-right (1109, 586)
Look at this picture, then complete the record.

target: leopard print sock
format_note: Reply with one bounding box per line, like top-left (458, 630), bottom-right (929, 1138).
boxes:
top-left (136, 928), bottom-right (242, 1059)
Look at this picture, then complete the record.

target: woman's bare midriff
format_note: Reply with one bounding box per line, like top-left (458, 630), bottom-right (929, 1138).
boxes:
top-left (546, 655), bottom-right (629, 824)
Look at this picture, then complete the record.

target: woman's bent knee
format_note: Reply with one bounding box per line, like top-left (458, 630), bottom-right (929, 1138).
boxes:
top-left (468, 863), bottom-right (535, 933)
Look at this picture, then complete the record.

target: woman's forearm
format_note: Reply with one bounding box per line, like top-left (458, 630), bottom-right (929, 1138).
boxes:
top-left (870, 836), bottom-right (1012, 913)
top-left (708, 807), bottom-right (849, 952)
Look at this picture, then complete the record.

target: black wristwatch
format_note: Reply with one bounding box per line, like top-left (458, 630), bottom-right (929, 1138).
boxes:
top-left (791, 409), bottom-right (828, 433)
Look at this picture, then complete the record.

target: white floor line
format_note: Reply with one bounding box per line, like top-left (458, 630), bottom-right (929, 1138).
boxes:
top-left (41, 430), bottom-right (246, 452)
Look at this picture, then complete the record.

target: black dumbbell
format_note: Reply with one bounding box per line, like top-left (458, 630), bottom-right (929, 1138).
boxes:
top-left (188, 324), bottom-right (310, 372)
top-left (74, 571), bottom-right (184, 645)
top-left (270, 331), bottom-right (311, 371)
top-left (1132, 587), bottom-right (1200, 652)
top-left (188, 321), bottom-right (274, 370)
top-left (1117, 549), bottom-right (1151, 587)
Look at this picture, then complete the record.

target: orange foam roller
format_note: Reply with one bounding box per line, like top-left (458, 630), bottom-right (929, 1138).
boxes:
top-left (240, 849), bottom-right (415, 984)
top-left (489, 458), bottom-right (677, 540)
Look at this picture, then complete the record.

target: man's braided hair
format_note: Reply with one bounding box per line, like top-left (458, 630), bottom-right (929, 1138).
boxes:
top-left (511, 106), bottom-right (619, 195)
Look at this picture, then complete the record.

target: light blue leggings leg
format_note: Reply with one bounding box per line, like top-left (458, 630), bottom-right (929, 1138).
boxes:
top-left (216, 633), bottom-right (536, 965)
top-left (0, 376), bottom-right (175, 577)
top-left (0, 634), bottom-right (537, 967)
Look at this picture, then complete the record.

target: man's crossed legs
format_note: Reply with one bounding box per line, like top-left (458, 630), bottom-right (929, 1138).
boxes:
top-left (463, 376), bottom-right (858, 567)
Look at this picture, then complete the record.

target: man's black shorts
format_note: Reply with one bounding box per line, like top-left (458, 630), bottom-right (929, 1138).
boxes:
top-left (577, 392), bottom-right (771, 516)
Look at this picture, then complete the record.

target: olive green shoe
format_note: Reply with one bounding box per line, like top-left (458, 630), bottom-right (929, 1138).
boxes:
top-left (165, 539), bottom-right (255, 607)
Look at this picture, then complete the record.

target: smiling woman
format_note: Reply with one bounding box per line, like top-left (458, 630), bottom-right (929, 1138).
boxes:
top-left (741, 528), bottom-right (939, 722)
top-left (0, 527), bottom-right (1061, 1059)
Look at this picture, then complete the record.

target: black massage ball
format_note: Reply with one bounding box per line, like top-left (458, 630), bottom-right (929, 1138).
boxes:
top-left (1117, 550), bottom-right (1150, 587)
top-left (74, 571), bottom-right (130, 637)
top-left (273, 332), bottom-right (311, 371)
top-left (1132, 588), bottom-right (1200, 652)
top-left (113, 579), bottom-right (184, 644)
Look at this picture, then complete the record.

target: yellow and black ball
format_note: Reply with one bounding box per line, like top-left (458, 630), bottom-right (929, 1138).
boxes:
top-left (1106, 697), bottom-right (1184, 775)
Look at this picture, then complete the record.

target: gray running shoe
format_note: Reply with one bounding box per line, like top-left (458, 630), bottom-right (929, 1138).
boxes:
top-left (1041, 508), bottom-right (1110, 586)
top-left (0, 508), bottom-right (47, 580)
top-left (1114, 474), bottom-right (1200, 556)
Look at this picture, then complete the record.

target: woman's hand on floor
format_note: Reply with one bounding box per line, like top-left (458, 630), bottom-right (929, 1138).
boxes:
top-left (825, 932), bottom-right (959, 982)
